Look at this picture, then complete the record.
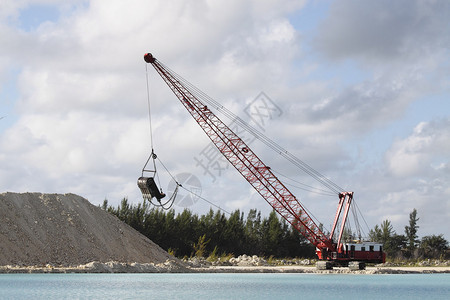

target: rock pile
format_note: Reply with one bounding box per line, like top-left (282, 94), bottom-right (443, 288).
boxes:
top-left (185, 255), bottom-right (313, 268)
top-left (185, 255), bottom-right (269, 268)
top-left (229, 255), bottom-right (268, 266)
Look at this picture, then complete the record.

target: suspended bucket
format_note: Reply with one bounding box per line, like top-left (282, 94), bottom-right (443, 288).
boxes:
top-left (137, 176), bottom-right (166, 201)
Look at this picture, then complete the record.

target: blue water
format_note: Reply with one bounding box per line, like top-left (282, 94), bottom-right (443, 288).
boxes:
top-left (0, 273), bottom-right (448, 299)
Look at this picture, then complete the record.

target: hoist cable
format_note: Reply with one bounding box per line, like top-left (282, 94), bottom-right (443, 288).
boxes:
top-left (167, 65), bottom-right (342, 192)
top-left (156, 156), bottom-right (178, 184)
top-left (351, 203), bottom-right (362, 240)
top-left (157, 156), bottom-right (231, 215)
top-left (159, 61), bottom-right (345, 195)
top-left (141, 64), bottom-right (159, 177)
top-left (179, 185), bottom-right (231, 215)
top-left (142, 64), bottom-right (176, 210)
top-left (145, 63), bottom-right (154, 150)
top-left (353, 199), bottom-right (370, 238)
top-left (149, 188), bottom-right (177, 210)
top-left (271, 169), bottom-right (336, 197)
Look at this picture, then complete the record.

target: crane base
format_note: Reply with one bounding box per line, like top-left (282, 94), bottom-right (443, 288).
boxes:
top-left (348, 261), bottom-right (366, 270)
top-left (316, 261), bottom-right (334, 270)
top-left (316, 261), bottom-right (366, 270)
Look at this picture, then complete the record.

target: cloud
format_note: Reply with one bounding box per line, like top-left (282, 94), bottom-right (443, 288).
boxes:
top-left (314, 0), bottom-right (450, 63)
top-left (286, 0), bottom-right (450, 180)
top-left (0, 0), bottom-right (305, 204)
top-left (347, 118), bottom-right (450, 237)
top-left (385, 118), bottom-right (450, 177)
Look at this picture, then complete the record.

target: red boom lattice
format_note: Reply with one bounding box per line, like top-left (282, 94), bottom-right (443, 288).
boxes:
top-left (144, 53), bottom-right (332, 248)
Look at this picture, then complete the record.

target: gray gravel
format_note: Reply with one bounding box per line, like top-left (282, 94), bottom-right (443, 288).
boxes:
top-left (0, 192), bottom-right (178, 267)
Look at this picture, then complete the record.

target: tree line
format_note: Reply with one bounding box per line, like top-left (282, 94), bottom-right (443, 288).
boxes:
top-left (368, 208), bottom-right (449, 260)
top-left (102, 198), bottom-right (315, 258)
top-left (103, 199), bottom-right (448, 260)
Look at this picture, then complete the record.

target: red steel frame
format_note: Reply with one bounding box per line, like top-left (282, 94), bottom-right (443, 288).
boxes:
top-left (329, 192), bottom-right (353, 251)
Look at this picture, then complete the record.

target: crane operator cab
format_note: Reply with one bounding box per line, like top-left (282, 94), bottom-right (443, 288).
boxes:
top-left (138, 176), bottom-right (166, 201)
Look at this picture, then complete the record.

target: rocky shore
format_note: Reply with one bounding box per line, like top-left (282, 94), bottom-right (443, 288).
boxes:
top-left (1, 262), bottom-right (449, 274)
top-left (185, 255), bottom-right (450, 274)
top-left (0, 259), bottom-right (190, 274)
top-left (2, 256), bottom-right (449, 274)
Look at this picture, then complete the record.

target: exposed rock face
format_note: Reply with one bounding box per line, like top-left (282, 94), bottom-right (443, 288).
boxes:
top-left (0, 192), bottom-right (174, 266)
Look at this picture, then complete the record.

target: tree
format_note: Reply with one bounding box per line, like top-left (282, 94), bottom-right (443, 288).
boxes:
top-left (175, 209), bottom-right (199, 256)
top-left (388, 234), bottom-right (407, 258)
top-left (369, 220), bottom-right (407, 257)
top-left (369, 220), bottom-right (394, 245)
top-left (420, 234), bottom-right (449, 259)
top-left (261, 211), bottom-right (285, 256)
top-left (193, 234), bottom-right (210, 258)
top-left (369, 224), bottom-right (382, 242)
top-left (101, 199), bottom-right (108, 210)
top-left (284, 224), bottom-right (315, 258)
top-left (223, 210), bottom-right (245, 255)
top-left (341, 226), bottom-right (354, 243)
top-left (210, 210), bottom-right (227, 254)
top-left (404, 208), bottom-right (419, 253)
top-left (380, 220), bottom-right (394, 244)
top-left (245, 209), bottom-right (262, 254)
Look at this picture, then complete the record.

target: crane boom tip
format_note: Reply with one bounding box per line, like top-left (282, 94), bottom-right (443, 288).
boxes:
top-left (144, 53), bottom-right (155, 63)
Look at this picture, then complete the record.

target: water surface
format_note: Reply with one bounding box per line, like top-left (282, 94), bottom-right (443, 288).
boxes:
top-left (0, 273), bottom-right (448, 299)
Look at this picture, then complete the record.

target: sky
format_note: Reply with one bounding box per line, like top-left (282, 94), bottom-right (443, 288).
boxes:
top-left (1, 0), bottom-right (449, 240)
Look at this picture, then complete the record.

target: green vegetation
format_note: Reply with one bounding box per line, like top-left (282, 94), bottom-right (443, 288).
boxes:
top-left (102, 200), bottom-right (448, 261)
top-left (102, 198), bottom-right (315, 259)
top-left (369, 208), bottom-right (449, 260)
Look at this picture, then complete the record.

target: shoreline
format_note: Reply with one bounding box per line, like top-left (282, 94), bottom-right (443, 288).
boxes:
top-left (193, 265), bottom-right (450, 274)
top-left (1, 261), bottom-right (450, 274)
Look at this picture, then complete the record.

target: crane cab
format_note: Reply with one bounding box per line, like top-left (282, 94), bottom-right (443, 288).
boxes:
top-left (340, 242), bottom-right (385, 263)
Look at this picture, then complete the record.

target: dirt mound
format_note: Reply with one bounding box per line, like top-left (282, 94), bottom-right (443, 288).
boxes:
top-left (0, 192), bottom-right (174, 266)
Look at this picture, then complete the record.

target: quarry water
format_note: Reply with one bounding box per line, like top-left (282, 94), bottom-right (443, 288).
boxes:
top-left (0, 273), bottom-right (449, 299)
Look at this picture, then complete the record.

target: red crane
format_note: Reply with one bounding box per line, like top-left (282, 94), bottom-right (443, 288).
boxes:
top-left (141, 53), bottom-right (385, 269)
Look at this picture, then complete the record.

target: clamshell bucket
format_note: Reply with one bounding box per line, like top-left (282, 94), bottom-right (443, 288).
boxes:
top-left (138, 177), bottom-right (166, 201)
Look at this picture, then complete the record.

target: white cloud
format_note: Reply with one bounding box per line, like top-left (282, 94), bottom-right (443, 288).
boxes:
top-left (0, 0), bottom-right (449, 240)
top-left (351, 119), bottom-right (450, 236)
top-left (385, 119), bottom-right (450, 177)
top-left (314, 0), bottom-right (450, 63)
top-left (0, 0), bottom-right (304, 201)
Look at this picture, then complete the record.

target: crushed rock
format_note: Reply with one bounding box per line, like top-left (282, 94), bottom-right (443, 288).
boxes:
top-left (0, 192), bottom-right (184, 268)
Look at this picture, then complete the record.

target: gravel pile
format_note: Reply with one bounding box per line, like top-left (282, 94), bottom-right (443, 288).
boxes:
top-left (0, 192), bottom-right (179, 267)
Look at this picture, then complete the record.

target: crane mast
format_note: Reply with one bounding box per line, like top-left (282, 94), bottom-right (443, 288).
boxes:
top-left (143, 53), bottom-right (385, 268)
